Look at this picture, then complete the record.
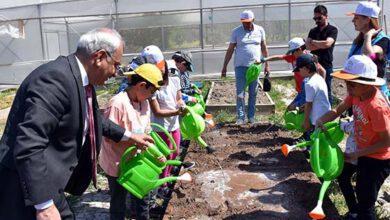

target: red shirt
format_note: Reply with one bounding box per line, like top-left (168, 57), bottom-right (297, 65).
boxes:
top-left (282, 54), bottom-right (304, 93)
top-left (344, 88), bottom-right (390, 160)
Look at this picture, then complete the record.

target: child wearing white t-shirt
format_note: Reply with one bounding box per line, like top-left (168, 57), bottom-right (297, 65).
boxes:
top-left (294, 54), bottom-right (330, 140)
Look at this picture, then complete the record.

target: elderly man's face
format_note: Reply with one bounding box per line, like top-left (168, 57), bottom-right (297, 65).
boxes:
top-left (90, 43), bottom-right (123, 85)
top-left (242, 21), bottom-right (253, 30)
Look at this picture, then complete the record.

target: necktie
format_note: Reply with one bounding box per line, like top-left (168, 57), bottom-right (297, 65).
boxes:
top-left (85, 85), bottom-right (97, 188)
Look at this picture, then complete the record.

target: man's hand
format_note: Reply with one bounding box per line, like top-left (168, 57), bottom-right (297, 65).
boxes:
top-left (36, 204), bottom-right (61, 220)
top-left (221, 67), bottom-right (227, 78)
top-left (128, 133), bottom-right (154, 151)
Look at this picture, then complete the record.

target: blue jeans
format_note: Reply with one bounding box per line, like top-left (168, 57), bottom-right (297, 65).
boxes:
top-left (325, 67), bottom-right (333, 104)
top-left (235, 66), bottom-right (258, 121)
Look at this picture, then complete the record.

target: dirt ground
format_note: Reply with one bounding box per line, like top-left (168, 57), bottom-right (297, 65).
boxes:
top-left (164, 123), bottom-right (340, 220)
top-left (207, 81), bottom-right (271, 105)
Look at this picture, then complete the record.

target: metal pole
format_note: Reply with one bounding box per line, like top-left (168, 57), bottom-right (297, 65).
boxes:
top-left (65, 18), bottom-right (71, 54)
top-left (288, 0), bottom-right (291, 41)
top-left (38, 4), bottom-right (47, 60)
top-left (161, 12), bottom-right (165, 51)
top-left (200, 0), bottom-right (205, 75)
top-left (211, 8), bottom-right (214, 49)
top-left (113, 0), bottom-right (118, 29)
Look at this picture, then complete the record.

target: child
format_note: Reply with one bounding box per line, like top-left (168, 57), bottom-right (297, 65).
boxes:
top-left (99, 64), bottom-right (164, 220)
top-left (316, 55), bottom-right (390, 220)
top-left (263, 37), bottom-right (326, 110)
top-left (295, 54), bottom-right (330, 140)
top-left (172, 51), bottom-right (216, 153)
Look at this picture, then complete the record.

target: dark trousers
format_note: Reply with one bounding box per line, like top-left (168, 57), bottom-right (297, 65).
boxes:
top-left (356, 157), bottom-right (390, 220)
top-left (324, 67), bottom-right (333, 104)
top-left (337, 162), bottom-right (358, 214)
top-left (107, 175), bottom-right (151, 220)
top-left (0, 164), bottom-right (74, 220)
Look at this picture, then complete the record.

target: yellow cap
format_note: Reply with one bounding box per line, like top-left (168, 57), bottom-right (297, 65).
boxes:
top-left (124, 63), bottom-right (163, 88)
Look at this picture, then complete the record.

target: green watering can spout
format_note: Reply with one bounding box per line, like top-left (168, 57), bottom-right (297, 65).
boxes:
top-left (155, 173), bottom-right (192, 188)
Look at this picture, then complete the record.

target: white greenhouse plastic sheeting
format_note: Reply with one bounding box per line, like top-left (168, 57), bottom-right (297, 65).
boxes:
top-left (0, 0), bottom-right (388, 84)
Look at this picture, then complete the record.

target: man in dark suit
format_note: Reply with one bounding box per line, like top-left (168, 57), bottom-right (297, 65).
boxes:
top-left (0, 28), bottom-right (153, 219)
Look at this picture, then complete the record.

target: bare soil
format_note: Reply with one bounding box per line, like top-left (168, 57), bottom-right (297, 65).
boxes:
top-left (207, 81), bottom-right (271, 105)
top-left (164, 123), bottom-right (341, 219)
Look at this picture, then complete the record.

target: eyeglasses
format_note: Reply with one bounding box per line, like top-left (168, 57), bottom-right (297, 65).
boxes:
top-left (313, 16), bottom-right (323, 21)
top-left (103, 50), bottom-right (122, 73)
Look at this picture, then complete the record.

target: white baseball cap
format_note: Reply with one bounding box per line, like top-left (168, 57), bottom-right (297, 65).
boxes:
top-left (287, 37), bottom-right (305, 54)
top-left (347, 1), bottom-right (380, 18)
top-left (240, 10), bottom-right (255, 22)
top-left (141, 45), bottom-right (165, 70)
top-left (332, 55), bottom-right (385, 86)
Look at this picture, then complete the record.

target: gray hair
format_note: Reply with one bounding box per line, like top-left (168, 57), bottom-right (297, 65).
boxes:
top-left (76, 28), bottom-right (123, 57)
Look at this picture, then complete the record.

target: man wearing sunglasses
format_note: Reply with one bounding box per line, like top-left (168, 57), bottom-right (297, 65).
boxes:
top-left (306, 5), bottom-right (338, 104)
top-left (0, 28), bottom-right (154, 219)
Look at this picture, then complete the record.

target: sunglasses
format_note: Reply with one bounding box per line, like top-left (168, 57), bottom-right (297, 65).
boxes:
top-left (313, 16), bottom-right (323, 21)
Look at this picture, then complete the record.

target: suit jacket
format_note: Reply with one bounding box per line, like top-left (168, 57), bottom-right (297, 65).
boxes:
top-left (0, 54), bottom-right (125, 207)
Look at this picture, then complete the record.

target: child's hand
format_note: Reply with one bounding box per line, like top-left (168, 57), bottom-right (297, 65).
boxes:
top-left (315, 118), bottom-right (325, 130)
top-left (157, 156), bottom-right (167, 163)
top-left (287, 103), bottom-right (296, 111)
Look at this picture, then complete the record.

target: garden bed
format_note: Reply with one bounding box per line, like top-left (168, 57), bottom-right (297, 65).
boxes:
top-left (206, 81), bottom-right (275, 115)
top-left (164, 123), bottom-right (340, 219)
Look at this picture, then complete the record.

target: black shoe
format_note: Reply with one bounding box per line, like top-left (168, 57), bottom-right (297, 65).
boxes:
top-left (182, 161), bottom-right (195, 170)
top-left (157, 187), bottom-right (171, 200)
top-left (206, 145), bottom-right (215, 154)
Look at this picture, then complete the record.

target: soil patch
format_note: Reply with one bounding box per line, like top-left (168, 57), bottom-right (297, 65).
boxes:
top-left (165, 123), bottom-right (341, 219)
top-left (207, 81), bottom-right (271, 105)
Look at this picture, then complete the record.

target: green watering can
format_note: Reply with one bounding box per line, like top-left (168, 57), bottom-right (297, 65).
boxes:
top-left (180, 106), bottom-right (208, 148)
top-left (245, 63), bottom-right (263, 89)
top-left (186, 84), bottom-right (206, 115)
top-left (118, 146), bottom-right (192, 199)
top-left (283, 110), bottom-right (305, 132)
top-left (281, 121), bottom-right (344, 219)
top-left (149, 123), bottom-right (178, 157)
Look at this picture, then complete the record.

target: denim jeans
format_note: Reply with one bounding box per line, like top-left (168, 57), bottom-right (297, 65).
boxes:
top-left (324, 67), bottom-right (333, 104)
top-left (235, 66), bottom-right (259, 121)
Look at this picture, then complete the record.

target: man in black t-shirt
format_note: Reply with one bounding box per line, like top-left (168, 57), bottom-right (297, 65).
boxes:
top-left (306, 5), bottom-right (338, 104)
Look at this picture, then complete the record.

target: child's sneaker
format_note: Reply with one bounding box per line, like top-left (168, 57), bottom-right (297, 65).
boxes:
top-left (182, 161), bottom-right (195, 170)
top-left (206, 145), bottom-right (216, 154)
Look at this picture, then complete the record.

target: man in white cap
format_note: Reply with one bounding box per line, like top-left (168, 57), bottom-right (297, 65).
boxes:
top-left (317, 55), bottom-right (389, 220)
top-left (221, 9), bottom-right (269, 125)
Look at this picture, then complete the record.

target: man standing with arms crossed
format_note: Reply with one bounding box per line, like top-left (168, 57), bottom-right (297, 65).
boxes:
top-left (221, 10), bottom-right (269, 125)
top-left (306, 5), bottom-right (338, 104)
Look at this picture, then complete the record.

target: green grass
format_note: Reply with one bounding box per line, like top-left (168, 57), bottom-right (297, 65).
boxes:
top-left (0, 88), bottom-right (18, 109)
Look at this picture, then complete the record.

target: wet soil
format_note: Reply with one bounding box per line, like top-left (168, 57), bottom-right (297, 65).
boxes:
top-left (164, 123), bottom-right (341, 219)
top-left (207, 81), bottom-right (271, 105)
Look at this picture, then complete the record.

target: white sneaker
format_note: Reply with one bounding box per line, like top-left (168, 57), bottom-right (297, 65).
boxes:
top-left (236, 119), bottom-right (245, 125)
top-left (248, 118), bottom-right (255, 124)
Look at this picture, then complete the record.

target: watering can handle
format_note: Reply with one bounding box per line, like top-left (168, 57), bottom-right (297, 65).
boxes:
top-left (151, 123), bottom-right (177, 152)
top-left (312, 129), bottom-right (325, 177)
top-left (322, 129), bottom-right (339, 149)
top-left (119, 146), bottom-right (137, 173)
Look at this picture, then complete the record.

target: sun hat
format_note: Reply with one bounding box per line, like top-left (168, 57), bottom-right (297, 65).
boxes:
top-left (240, 10), bottom-right (255, 23)
top-left (141, 45), bottom-right (165, 71)
top-left (124, 63), bottom-right (163, 88)
top-left (346, 1), bottom-right (380, 18)
top-left (286, 37), bottom-right (305, 54)
top-left (293, 53), bottom-right (316, 72)
top-left (332, 55), bottom-right (385, 86)
top-left (172, 50), bottom-right (194, 72)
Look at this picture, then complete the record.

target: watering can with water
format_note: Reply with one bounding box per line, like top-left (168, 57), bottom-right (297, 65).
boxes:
top-left (245, 63), bottom-right (263, 89)
top-left (283, 109), bottom-right (305, 132)
top-left (281, 121), bottom-right (345, 219)
top-left (180, 106), bottom-right (208, 148)
top-left (118, 145), bottom-right (192, 199)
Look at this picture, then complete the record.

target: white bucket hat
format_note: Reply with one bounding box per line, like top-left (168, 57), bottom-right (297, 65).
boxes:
top-left (347, 1), bottom-right (380, 18)
top-left (332, 55), bottom-right (385, 86)
top-left (287, 37), bottom-right (305, 54)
